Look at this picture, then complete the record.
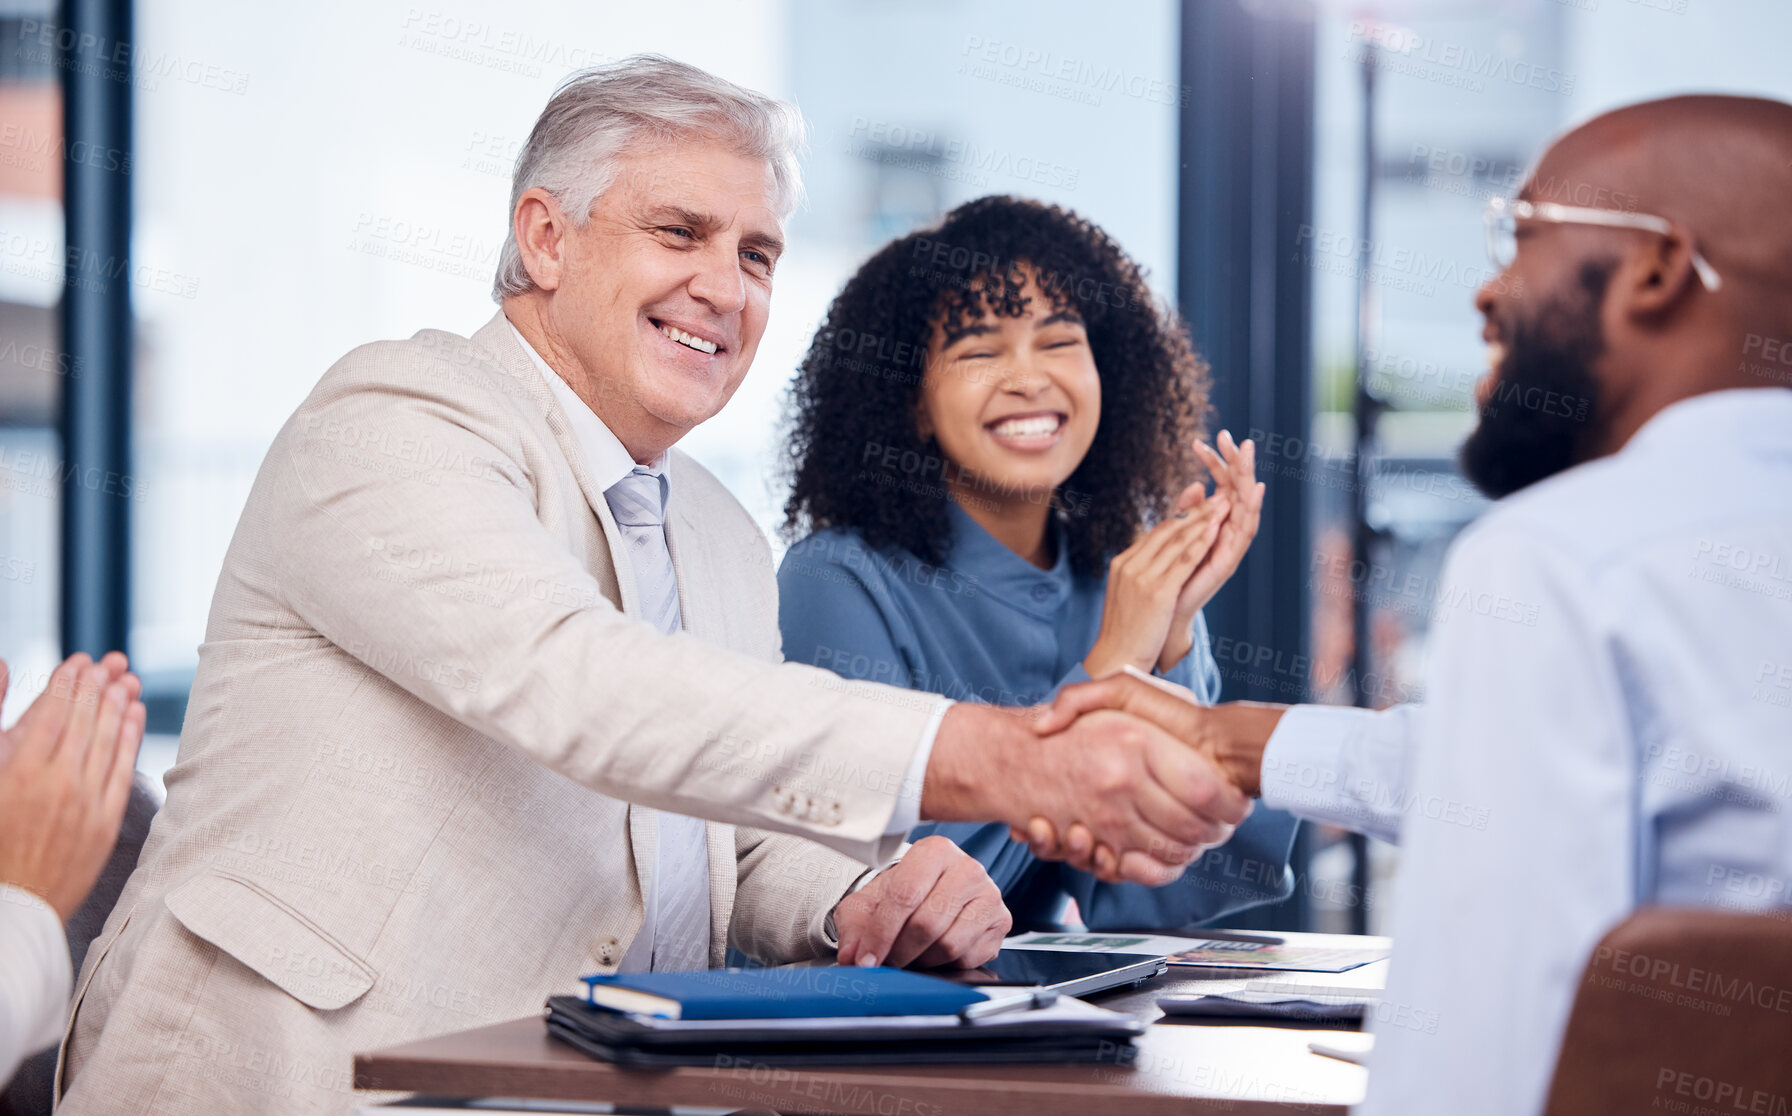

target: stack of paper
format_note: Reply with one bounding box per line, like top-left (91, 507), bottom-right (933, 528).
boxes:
top-left (1005, 930), bottom-right (1391, 973)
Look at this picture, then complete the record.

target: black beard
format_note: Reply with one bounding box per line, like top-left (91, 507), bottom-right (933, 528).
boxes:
top-left (1460, 260), bottom-right (1615, 500)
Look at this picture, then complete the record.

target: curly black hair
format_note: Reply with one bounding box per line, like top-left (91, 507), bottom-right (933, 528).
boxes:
top-left (781, 195), bottom-right (1210, 576)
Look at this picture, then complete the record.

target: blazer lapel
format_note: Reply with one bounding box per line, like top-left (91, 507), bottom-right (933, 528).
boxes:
top-left (466, 312), bottom-right (637, 616)
top-left (469, 313), bottom-right (658, 930)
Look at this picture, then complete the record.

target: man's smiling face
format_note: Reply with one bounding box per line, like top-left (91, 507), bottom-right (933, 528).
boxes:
top-left (1464, 149), bottom-right (1621, 499)
top-left (544, 141), bottom-right (784, 455)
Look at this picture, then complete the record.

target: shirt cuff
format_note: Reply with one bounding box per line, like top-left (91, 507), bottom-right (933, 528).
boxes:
top-left (0, 884), bottom-right (73, 1080)
top-left (1259, 703), bottom-right (1407, 845)
top-left (883, 697), bottom-right (950, 839)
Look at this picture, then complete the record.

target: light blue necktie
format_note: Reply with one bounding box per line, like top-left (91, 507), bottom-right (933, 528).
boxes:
top-left (604, 467), bottom-right (711, 972)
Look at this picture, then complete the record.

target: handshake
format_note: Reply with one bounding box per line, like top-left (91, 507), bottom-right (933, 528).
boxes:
top-left (921, 670), bottom-right (1287, 886)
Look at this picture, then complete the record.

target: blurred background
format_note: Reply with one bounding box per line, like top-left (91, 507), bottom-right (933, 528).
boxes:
top-left (3, 0), bottom-right (1789, 933)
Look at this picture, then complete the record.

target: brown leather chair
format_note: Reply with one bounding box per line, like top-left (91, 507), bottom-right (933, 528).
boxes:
top-left (1543, 906), bottom-right (1792, 1116)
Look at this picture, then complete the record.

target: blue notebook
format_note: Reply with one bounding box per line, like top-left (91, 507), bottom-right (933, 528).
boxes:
top-left (579, 966), bottom-right (986, 1020)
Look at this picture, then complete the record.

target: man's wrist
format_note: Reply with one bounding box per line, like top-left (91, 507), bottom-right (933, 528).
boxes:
top-left (824, 853), bottom-right (903, 946)
top-left (1208, 702), bottom-right (1286, 798)
top-left (920, 704), bottom-right (1029, 823)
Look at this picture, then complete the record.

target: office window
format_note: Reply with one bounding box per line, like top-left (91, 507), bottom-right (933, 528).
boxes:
top-left (125, 0), bottom-right (1181, 705)
top-left (0, 0), bottom-right (66, 724)
top-left (1306, 0), bottom-right (1792, 933)
top-left (124, 1), bottom-right (789, 703)
top-left (101, 0), bottom-right (1792, 821)
top-left (692, 0), bottom-right (1183, 539)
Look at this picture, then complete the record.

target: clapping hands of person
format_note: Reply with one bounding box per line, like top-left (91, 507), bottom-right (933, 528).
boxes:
top-left (1161, 431), bottom-right (1265, 668)
top-left (0, 652), bottom-right (146, 922)
top-left (1082, 430), bottom-right (1266, 680)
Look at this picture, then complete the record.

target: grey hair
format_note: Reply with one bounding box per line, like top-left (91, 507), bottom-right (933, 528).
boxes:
top-left (492, 54), bottom-right (806, 302)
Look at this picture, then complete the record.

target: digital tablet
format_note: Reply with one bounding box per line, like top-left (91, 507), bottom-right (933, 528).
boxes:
top-left (929, 949), bottom-right (1167, 998)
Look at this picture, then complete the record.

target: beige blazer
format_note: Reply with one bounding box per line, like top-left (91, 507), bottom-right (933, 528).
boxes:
top-left (56, 313), bottom-right (940, 1114)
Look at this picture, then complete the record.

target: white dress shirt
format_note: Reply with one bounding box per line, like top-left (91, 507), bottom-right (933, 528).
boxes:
top-left (0, 884), bottom-right (69, 1085)
top-left (1257, 388), bottom-right (1792, 1114)
top-left (503, 321), bottom-right (937, 955)
top-left (504, 324), bottom-right (697, 972)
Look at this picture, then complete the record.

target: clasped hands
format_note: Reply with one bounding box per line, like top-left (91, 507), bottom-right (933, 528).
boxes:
top-left (1014, 674), bottom-right (1286, 884)
top-left (827, 678), bottom-right (1282, 971)
top-left (1026, 430), bottom-right (1274, 883)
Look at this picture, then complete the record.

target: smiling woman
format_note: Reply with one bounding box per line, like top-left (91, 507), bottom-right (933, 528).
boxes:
top-left (782, 195), bottom-right (1203, 577)
top-left (776, 195), bottom-right (1298, 930)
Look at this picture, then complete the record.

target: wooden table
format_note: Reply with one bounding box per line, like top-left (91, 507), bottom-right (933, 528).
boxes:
top-left (355, 936), bottom-right (1383, 1114)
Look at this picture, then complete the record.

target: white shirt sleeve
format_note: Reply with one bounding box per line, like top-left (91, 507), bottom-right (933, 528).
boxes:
top-left (880, 697), bottom-right (950, 846)
top-left (0, 884), bottom-right (72, 1085)
top-left (1360, 525), bottom-right (1633, 1116)
top-left (1259, 702), bottom-right (1423, 845)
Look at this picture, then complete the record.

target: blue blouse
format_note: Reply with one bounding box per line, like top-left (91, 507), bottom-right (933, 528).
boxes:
top-left (777, 502), bottom-right (1298, 931)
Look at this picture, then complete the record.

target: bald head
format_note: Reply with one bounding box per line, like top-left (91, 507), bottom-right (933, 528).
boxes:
top-left (1463, 94), bottom-right (1792, 498)
top-left (1531, 95), bottom-right (1792, 303)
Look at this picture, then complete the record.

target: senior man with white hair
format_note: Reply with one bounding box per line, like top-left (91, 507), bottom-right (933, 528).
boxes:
top-left (56, 56), bottom-right (1247, 1113)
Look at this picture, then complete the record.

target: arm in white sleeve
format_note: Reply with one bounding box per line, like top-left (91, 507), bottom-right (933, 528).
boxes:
top-left (1258, 702), bottom-right (1423, 845)
top-left (0, 885), bottom-right (71, 1085)
top-left (883, 698), bottom-right (948, 836)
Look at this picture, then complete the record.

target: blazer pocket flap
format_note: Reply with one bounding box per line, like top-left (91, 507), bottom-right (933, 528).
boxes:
top-left (164, 872), bottom-right (376, 1010)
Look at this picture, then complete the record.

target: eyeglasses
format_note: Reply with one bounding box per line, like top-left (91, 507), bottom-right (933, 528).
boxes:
top-left (1483, 195), bottom-right (1722, 292)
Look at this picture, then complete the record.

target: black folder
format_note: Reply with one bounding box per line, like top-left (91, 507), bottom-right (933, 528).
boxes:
top-left (543, 994), bottom-right (1143, 1067)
